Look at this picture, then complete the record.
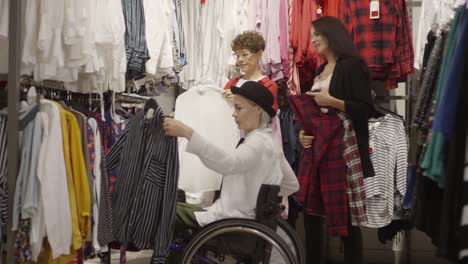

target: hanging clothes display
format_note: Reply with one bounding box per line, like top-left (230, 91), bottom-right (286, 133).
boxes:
top-left (413, 0), bottom-right (462, 70)
top-left (254, 0), bottom-right (284, 81)
top-left (20, 0), bottom-right (127, 94)
top-left (339, 0), bottom-right (414, 90)
top-left (0, 84), bottom-right (160, 263)
top-left (461, 135), bottom-right (468, 261)
top-left (122, 0), bottom-right (149, 81)
top-left (364, 114), bottom-right (407, 228)
top-left (106, 104), bottom-right (179, 263)
top-left (289, 0), bottom-right (324, 94)
top-left (143, 0), bottom-right (175, 78)
top-left (175, 79), bottom-right (239, 207)
top-left (180, 0), bottom-right (244, 89)
top-left (409, 5), bottom-right (468, 262)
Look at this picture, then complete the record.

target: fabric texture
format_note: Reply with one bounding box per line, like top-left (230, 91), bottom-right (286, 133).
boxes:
top-left (338, 113), bottom-right (367, 226)
top-left (339, 0), bottom-right (414, 89)
top-left (364, 115), bottom-right (407, 228)
top-left (174, 202), bottom-right (204, 232)
top-left (316, 57), bottom-right (375, 178)
top-left (175, 79), bottom-right (239, 198)
top-left (106, 109), bottom-right (179, 262)
top-left (122, 0), bottom-right (150, 80)
top-left (288, 94), bottom-right (348, 236)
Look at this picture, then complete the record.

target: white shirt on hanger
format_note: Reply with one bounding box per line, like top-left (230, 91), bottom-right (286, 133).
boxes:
top-left (175, 79), bottom-right (240, 204)
top-left (34, 100), bottom-right (72, 259)
top-left (144, 0), bottom-right (175, 78)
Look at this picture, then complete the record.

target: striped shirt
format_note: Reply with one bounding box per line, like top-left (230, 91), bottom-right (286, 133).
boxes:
top-left (460, 131), bottom-right (468, 260)
top-left (0, 113), bottom-right (7, 226)
top-left (122, 0), bottom-right (150, 80)
top-left (106, 108), bottom-right (179, 263)
top-left (364, 115), bottom-right (407, 228)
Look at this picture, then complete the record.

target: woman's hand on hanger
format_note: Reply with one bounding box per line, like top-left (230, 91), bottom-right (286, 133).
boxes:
top-left (299, 130), bottom-right (314, 149)
top-left (163, 118), bottom-right (193, 139)
top-left (223, 89), bottom-right (234, 99)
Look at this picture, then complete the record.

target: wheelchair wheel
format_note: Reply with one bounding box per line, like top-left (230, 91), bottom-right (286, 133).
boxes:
top-left (179, 219), bottom-right (298, 264)
top-left (275, 218), bottom-right (306, 264)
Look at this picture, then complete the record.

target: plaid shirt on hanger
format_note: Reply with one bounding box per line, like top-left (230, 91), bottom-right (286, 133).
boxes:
top-left (339, 0), bottom-right (414, 89)
top-left (289, 95), bottom-right (349, 237)
top-left (338, 113), bottom-right (368, 226)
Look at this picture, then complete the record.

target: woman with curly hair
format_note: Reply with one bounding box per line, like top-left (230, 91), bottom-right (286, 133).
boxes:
top-left (223, 31), bottom-right (278, 112)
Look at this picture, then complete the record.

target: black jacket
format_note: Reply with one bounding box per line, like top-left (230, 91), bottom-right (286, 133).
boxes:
top-left (317, 57), bottom-right (375, 178)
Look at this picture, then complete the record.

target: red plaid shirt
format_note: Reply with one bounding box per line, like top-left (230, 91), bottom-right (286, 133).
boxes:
top-left (338, 113), bottom-right (368, 226)
top-left (289, 95), bottom-right (349, 237)
top-left (339, 0), bottom-right (414, 89)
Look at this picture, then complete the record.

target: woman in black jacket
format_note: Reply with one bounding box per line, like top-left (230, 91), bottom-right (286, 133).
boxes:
top-left (299, 16), bottom-right (374, 264)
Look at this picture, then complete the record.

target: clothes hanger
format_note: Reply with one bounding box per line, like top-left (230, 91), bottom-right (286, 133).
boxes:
top-left (144, 98), bottom-right (159, 120)
top-left (370, 91), bottom-right (404, 119)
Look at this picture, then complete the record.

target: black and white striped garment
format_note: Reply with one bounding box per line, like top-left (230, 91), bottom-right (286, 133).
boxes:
top-left (122, 0), bottom-right (150, 80)
top-left (460, 131), bottom-right (468, 261)
top-left (0, 114), bottom-right (7, 226)
top-left (106, 108), bottom-right (179, 264)
top-left (364, 114), bottom-right (408, 228)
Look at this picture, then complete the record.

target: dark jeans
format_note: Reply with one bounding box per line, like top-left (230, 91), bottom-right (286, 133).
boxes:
top-left (304, 213), bottom-right (363, 264)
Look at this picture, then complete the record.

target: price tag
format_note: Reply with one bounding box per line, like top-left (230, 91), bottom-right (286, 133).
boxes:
top-left (370, 0), bottom-right (380, 19)
top-left (369, 139), bottom-right (375, 154)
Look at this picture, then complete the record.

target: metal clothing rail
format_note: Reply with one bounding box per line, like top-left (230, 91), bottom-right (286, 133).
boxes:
top-left (20, 76), bottom-right (69, 90)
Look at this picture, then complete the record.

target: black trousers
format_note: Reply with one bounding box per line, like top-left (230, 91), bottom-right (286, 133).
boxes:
top-left (304, 213), bottom-right (363, 264)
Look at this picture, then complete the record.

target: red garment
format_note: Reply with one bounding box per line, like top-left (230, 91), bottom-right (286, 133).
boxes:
top-left (324, 0), bottom-right (340, 17)
top-left (224, 76), bottom-right (279, 112)
top-left (339, 0), bottom-right (414, 89)
top-left (289, 0), bottom-right (324, 92)
top-left (289, 94), bottom-right (349, 237)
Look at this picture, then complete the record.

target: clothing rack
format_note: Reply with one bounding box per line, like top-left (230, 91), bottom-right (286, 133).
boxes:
top-left (116, 93), bottom-right (150, 103)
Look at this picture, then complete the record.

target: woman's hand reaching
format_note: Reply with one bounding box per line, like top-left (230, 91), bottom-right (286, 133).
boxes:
top-left (163, 118), bottom-right (194, 139)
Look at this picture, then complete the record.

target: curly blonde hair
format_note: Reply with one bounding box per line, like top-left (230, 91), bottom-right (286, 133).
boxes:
top-left (231, 31), bottom-right (266, 53)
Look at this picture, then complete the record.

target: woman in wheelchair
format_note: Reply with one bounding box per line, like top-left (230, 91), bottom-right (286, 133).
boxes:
top-left (164, 81), bottom-right (299, 230)
top-left (163, 81), bottom-right (300, 263)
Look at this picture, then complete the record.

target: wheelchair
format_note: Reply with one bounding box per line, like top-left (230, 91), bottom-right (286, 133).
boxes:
top-left (172, 185), bottom-right (306, 264)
